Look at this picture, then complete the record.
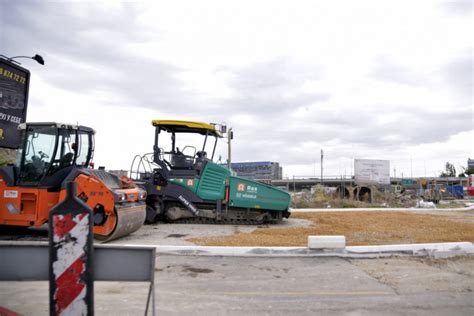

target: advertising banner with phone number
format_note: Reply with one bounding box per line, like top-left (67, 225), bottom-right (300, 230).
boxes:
top-left (0, 57), bottom-right (30, 149)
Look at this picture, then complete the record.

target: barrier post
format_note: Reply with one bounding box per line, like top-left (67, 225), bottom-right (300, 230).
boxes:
top-left (49, 182), bottom-right (94, 315)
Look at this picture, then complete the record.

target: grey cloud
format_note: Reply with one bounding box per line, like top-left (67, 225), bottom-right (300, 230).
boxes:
top-left (372, 57), bottom-right (423, 85)
top-left (226, 92), bottom-right (330, 114)
top-left (340, 109), bottom-right (471, 146)
top-left (2, 1), bottom-right (146, 59)
top-left (328, 106), bottom-right (471, 146)
top-left (442, 54), bottom-right (473, 101)
top-left (230, 57), bottom-right (323, 92)
top-left (227, 102), bottom-right (472, 166)
top-left (204, 58), bottom-right (332, 162)
top-left (222, 58), bottom-right (330, 114)
top-left (373, 54), bottom-right (473, 104)
top-left (1, 1), bottom-right (202, 114)
top-left (373, 54), bottom-right (472, 104)
top-left (441, 0), bottom-right (473, 16)
top-left (3, 4), bottom-right (330, 119)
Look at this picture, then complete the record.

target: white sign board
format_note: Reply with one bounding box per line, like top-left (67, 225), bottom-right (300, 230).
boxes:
top-left (354, 159), bottom-right (390, 185)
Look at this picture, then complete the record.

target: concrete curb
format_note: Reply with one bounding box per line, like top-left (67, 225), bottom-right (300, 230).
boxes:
top-left (125, 242), bottom-right (474, 259)
top-left (291, 206), bottom-right (474, 212)
top-left (1, 240), bottom-right (472, 259)
top-left (346, 242), bottom-right (474, 259)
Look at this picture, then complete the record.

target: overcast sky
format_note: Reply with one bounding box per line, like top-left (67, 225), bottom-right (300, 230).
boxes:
top-left (1, 0), bottom-right (472, 178)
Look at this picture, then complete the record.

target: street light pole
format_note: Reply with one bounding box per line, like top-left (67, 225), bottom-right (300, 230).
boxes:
top-left (7, 54), bottom-right (45, 65)
top-left (227, 128), bottom-right (233, 170)
top-left (320, 149), bottom-right (324, 185)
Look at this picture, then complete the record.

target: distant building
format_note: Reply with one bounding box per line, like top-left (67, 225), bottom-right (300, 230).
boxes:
top-left (468, 158), bottom-right (474, 169)
top-left (231, 161), bottom-right (282, 180)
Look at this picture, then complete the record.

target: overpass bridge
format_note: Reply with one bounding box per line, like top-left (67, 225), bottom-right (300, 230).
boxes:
top-left (266, 176), bottom-right (468, 191)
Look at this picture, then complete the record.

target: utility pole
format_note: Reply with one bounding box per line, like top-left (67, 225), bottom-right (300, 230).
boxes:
top-left (320, 149), bottom-right (324, 185)
top-left (227, 128), bottom-right (233, 169)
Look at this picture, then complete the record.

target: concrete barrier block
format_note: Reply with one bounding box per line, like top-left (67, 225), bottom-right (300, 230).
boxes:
top-left (308, 235), bottom-right (346, 249)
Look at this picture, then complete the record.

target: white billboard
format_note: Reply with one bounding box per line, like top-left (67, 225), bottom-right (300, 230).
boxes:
top-left (354, 159), bottom-right (390, 185)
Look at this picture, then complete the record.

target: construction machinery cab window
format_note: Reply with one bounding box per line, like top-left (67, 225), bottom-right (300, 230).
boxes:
top-left (158, 130), bottom-right (217, 170)
top-left (76, 131), bottom-right (93, 166)
top-left (53, 129), bottom-right (75, 168)
top-left (17, 124), bottom-right (94, 184)
top-left (18, 125), bottom-right (56, 182)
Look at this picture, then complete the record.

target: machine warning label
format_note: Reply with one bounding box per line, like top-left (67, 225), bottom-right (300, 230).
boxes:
top-left (3, 190), bottom-right (18, 198)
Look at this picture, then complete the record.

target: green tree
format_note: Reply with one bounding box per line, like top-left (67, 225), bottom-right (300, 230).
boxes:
top-left (465, 166), bottom-right (474, 175)
top-left (439, 162), bottom-right (456, 177)
top-left (456, 162), bottom-right (474, 177)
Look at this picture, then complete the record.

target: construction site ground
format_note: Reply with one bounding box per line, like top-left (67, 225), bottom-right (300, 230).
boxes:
top-left (1, 255), bottom-right (473, 315)
top-left (2, 208), bottom-right (473, 247)
top-left (186, 209), bottom-right (474, 247)
top-left (1, 208), bottom-right (474, 315)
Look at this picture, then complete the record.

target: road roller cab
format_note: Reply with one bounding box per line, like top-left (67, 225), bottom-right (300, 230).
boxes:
top-left (0, 122), bottom-right (146, 242)
top-left (9, 122), bottom-right (94, 187)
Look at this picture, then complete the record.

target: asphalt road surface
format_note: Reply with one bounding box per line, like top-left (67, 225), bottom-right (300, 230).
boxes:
top-left (1, 255), bottom-right (473, 315)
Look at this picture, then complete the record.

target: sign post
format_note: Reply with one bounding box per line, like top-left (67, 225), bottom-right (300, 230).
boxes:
top-left (49, 182), bottom-right (94, 316)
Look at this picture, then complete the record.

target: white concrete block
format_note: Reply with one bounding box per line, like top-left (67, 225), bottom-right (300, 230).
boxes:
top-left (308, 235), bottom-right (346, 249)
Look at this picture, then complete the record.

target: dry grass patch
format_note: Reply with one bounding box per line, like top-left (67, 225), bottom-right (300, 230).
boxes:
top-left (189, 211), bottom-right (474, 247)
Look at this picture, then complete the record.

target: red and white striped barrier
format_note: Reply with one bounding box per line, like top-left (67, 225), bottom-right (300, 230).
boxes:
top-left (49, 183), bottom-right (93, 316)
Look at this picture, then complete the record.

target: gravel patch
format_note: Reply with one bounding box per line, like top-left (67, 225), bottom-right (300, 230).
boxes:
top-left (109, 218), bottom-right (312, 246)
top-left (189, 211), bottom-right (474, 247)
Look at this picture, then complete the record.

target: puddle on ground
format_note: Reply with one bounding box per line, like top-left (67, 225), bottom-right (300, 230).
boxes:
top-left (166, 234), bottom-right (188, 238)
top-left (182, 265), bottom-right (213, 274)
